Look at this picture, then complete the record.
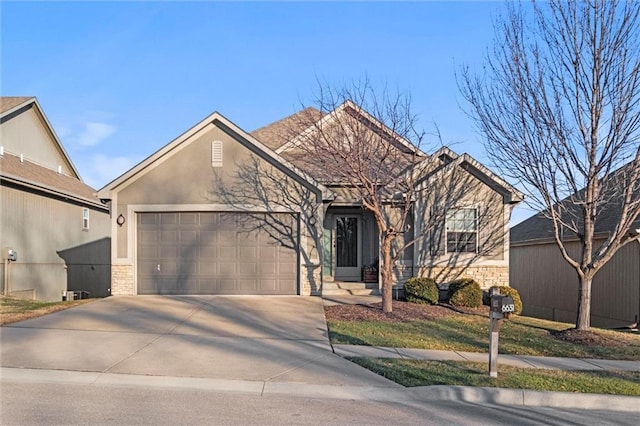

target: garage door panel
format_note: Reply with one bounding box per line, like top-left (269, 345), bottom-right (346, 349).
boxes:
top-left (139, 230), bottom-right (158, 243)
top-left (138, 212), bottom-right (298, 295)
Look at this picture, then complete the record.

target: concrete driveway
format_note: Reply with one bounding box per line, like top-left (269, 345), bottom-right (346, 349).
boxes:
top-left (0, 296), bottom-right (396, 387)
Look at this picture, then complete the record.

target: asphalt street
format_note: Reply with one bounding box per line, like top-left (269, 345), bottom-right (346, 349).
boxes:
top-left (2, 381), bottom-right (638, 426)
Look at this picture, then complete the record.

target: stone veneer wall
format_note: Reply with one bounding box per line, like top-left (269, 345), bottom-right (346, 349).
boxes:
top-left (418, 266), bottom-right (510, 289)
top-left (111, 264), bottom-right (134, 295)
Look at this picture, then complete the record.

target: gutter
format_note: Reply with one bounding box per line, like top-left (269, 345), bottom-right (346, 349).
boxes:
top-left (0, 174), bottom-right (107, 210)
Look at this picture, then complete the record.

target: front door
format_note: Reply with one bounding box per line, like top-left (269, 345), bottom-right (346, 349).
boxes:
top-left (335, 215), bottom-right (361, 281)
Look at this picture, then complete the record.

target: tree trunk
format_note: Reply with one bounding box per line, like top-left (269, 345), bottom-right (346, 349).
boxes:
top-left (380, 235), bottom-right (394, 313)
top-left (575, 274), bottom-right (593, 331)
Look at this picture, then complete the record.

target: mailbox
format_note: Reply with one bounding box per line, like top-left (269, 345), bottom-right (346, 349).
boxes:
top-left (6, 249), bottom-right (17, 262)
top-left (490, 294), bottom-right (515, 317)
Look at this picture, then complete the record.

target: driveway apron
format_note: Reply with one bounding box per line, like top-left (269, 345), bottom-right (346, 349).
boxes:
top-left (0, 296), bottom-right (397, 387)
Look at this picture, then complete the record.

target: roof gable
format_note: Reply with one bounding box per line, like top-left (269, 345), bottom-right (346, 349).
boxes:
top-left (0, 97), bottom-right (81, 180)
top-left (99, 111), bottom-right (331, 200)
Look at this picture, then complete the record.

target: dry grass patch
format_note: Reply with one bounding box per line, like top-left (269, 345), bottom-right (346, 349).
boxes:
top-left (1, 296), bottom-right (93, 325)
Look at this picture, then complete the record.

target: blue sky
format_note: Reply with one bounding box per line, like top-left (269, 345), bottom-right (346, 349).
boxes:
top-left (1, 1), bottom-right (534, 224)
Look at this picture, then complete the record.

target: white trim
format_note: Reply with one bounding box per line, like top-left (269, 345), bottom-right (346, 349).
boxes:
top-left (445, 206), bottom-right (479, 254)
top-left (82, 207), bottom-right (90, 230)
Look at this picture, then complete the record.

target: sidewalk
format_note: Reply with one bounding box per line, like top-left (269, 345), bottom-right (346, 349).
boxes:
top-left (332, 344), bottom-right (640, 371)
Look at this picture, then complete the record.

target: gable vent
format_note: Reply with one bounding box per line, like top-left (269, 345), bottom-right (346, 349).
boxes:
top-left (211, 140), bottom-right (223, 167)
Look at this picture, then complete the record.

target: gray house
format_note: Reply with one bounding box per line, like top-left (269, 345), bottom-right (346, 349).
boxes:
top-left (0, 97), bottom-right (111, 300)
top-left (99, 103), bottom-right (521, 297)
top-left (510, 170), bottom-right (640, 328)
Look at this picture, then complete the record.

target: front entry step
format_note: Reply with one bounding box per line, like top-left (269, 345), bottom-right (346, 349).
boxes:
top-left (322, 281), bottom-right (380, 296)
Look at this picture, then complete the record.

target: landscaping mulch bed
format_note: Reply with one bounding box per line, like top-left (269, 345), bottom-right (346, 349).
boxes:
top-left (550, 328), bottom-right (627, 347)
top-left (325, 300), bottom-right (487, 323)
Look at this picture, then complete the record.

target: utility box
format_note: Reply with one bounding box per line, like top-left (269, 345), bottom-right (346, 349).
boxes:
top-left (7, 249), bottom-right (17, 262)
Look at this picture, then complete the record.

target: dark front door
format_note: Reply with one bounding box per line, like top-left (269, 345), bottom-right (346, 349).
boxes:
top-left (335, 215), bottom-right (361, 280)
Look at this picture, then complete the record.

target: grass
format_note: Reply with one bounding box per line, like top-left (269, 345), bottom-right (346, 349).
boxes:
top-left (349, 358), bottom-right (640, 396)
top-left (327, 313), bottom-right (640, 360)
top-left (0, 296), bottom-right (92, 325)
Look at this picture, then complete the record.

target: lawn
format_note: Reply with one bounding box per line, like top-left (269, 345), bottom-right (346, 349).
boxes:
top-left (0, 296), bottom-right (92, 325)
top-left (349, 358), bottom-right (640, 396)
top-left (326, 301), bottom-right (640, 395)
top-left (325, 301), bottom-right (640, 360)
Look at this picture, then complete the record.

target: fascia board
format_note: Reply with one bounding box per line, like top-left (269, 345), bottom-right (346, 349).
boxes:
top-left (459, 154), bottom-right (525, 202)
top-left (0, 173), bottom-right (107, 210)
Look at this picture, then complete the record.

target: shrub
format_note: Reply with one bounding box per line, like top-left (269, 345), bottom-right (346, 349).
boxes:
top-left (485, 286), bottom-right (523, 315)
top-left (404, 277), bottom-right (439, 305)
top-left (447, 278), bottom-right (483, 308)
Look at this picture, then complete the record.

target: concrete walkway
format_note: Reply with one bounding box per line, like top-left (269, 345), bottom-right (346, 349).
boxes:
top-left (332, 344), bottom-right (640, 371)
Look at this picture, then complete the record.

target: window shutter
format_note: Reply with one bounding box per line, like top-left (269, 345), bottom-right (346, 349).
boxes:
top-left (211, 141), bottom-right (223, 167)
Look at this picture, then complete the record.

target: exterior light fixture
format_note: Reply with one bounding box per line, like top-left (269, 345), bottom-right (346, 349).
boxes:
top-left (308, 216), bottom-right (317, 226)
top-left (116, 214), bottom-right (126, 227)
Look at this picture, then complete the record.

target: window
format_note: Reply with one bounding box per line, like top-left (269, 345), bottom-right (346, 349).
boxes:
top-left (446, 208), bottom-right (477, 253)
top-left (82, 208), bottom-right (90, 230)
top-left (211, 140), bottom-right (223, 167)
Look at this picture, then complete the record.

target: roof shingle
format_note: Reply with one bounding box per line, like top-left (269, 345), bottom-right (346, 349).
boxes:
top-left (0, 153), bottom-right (102, 206)
top-left (0, 97), bottom-right (34, 114)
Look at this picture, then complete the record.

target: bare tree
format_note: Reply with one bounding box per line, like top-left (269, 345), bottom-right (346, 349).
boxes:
top-left (460, 0), bottom-right (640, 330)
top-left (267, 80), bottom-right (427, 312)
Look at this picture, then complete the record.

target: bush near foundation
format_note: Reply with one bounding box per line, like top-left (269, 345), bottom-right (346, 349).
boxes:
top-left (484, 286), bottom-right (523, 315)
top-left (447, 278), bottom-right (483, 308)
top-left (405, 277), bottom-right (439, 305)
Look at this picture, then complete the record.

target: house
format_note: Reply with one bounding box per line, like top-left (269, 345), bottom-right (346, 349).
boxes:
top-left (98, 103), bottom-right (522, 297)
top-left (510, 165), bottom-right (640, 328)
top-left (0, 97), bottom-right (111, 300)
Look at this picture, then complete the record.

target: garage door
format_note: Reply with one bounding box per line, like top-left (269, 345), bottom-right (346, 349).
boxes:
top-left (137, 212), bottom-right (298, 295)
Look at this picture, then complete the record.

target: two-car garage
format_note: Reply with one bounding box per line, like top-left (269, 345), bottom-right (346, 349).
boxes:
top-left (137, 212), bottom-right (299, 295)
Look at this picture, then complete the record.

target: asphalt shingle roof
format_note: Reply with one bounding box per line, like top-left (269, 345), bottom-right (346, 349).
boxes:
top-left (251, 107), bottom-right (325, 151)
top-left (511, 162), bottom-right (640, 243)
top-left (0, 97), bottom-right (34, 114)
top-left (0, 152), bottom-right (101, 205)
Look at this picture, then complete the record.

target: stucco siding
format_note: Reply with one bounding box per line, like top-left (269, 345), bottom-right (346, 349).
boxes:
top-left (511, 239), bottom-right (639, 328)
top-left (1, 184), bottom-right (110, 300)
top-left (110, 121), bottom-right (322, 296)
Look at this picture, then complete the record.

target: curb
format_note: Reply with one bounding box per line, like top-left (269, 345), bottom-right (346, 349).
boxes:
top-left (2, 367), bottom-right (639, 412)
top-left (409, 385), bottom-right (640, 413)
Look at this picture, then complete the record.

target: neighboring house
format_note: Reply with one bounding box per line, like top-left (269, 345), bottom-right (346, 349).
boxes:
top-left (98, 103), bottom-right (522, 297)
top-left (510, 168), bottom-right (640, 328)
top-left (0, 97), bottom-right (111, 300)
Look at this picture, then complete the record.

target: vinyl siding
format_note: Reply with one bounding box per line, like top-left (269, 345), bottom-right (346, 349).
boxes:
top-left (511, 239), bottom-right (639, 328)
top-left (0, 184), bottom-right (110, 300)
